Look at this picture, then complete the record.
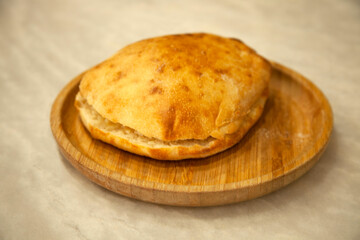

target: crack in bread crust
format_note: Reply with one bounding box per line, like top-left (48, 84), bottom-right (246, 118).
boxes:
top-left (76, 93), bottom-right (216, 147)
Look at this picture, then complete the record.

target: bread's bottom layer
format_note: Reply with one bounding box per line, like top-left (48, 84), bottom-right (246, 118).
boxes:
top-left (75, 93), bottom-right (266, 160)
top-left (75, 93), bottom-right (216, 148)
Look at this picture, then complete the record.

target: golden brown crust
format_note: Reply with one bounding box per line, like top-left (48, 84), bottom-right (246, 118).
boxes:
top-left (79, 33), bottom-right (271, 142)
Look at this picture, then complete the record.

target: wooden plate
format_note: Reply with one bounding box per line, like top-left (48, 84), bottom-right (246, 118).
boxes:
top-left (50, 62), bottom-right (333, 206)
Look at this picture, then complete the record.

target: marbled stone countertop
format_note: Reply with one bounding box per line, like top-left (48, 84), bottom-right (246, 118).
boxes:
top-left (1, 0), bottom-right (359, 239)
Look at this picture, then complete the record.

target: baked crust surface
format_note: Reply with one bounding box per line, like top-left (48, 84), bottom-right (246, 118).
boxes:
top-left (76, 33), bottom-right (271, 160)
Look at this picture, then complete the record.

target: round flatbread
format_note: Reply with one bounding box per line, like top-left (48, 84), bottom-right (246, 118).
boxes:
top-left (75, 33), bottom-right (271, 160)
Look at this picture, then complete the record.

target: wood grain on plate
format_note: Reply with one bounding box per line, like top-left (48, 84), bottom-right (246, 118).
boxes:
top-left (50, 62), bottom-right (333, 206)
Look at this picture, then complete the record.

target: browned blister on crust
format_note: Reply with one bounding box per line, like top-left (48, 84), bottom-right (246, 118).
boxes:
top-left (75, 33), bottom-right (271, 160)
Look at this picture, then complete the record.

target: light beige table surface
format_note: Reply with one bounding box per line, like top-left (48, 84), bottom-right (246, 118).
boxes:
top-left (1, 0), bottom-right (359, 239)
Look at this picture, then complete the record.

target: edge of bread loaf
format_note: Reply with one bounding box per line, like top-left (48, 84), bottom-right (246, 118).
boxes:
top-left (74, 92), bottom-right (267, 160)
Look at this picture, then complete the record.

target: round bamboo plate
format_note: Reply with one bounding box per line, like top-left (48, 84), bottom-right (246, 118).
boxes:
top-left (50, 62), bottom-right (333, 207)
